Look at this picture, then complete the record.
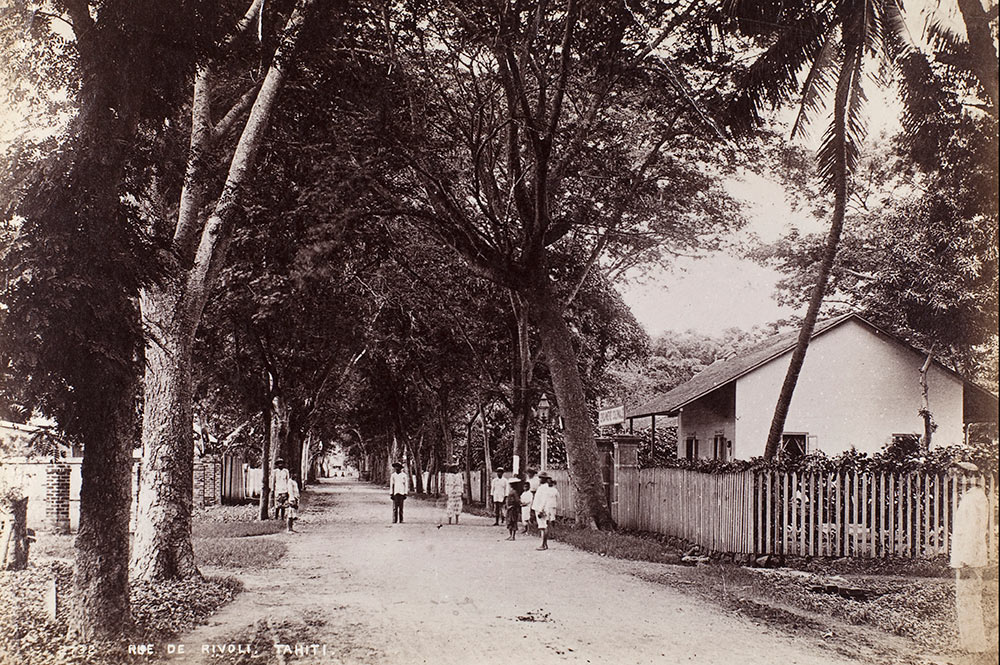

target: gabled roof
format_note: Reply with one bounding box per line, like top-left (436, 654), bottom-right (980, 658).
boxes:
top-left (625, 313), bottom-right (990, 420)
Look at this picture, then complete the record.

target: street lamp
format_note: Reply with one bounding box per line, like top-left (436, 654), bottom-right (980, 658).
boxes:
top-left (537, 393), bottom-right (551, 472)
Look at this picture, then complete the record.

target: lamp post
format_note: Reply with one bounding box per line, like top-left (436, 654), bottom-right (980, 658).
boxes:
top-left (537, 393), bottom-right (550, 472)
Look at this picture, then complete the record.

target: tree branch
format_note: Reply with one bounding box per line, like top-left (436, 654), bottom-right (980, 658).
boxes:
top-left (212, 82), bottom-right (264, 142)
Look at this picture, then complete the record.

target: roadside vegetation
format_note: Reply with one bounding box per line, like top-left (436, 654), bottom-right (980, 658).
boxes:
top-left (0, 503), bottom-right (281, 665)
top-left (547, 520), bottom-right (997, 664)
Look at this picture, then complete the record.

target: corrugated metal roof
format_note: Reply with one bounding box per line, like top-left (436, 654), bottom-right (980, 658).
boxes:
top-left (626, 314), bottom-right (855, 418)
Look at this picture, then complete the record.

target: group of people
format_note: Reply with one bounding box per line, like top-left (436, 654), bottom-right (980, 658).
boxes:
top-left (490, 467), bottom-right (559, 550)
top-left (387, 463), bottom-right (559, 550)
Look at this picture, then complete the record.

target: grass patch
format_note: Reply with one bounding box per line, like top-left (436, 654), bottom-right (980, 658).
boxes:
top-left (192, 505), bottom-right (289, 569)
top-left (193, 520), bottom-right (286, 539)
top-left (548, 522), bottom-right (683, 564)
top-left (545, 520), bottom-right (997, 660)
top-left (195, 503), bottom-right (261, 523)
top-left (194, 536), bottom-right (287, 569)
top-left (29, 533), bottom-right (74, 560)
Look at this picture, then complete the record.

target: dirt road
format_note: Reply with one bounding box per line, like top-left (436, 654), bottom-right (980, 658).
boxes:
top-left (181, 479), bottom-right (862, 665)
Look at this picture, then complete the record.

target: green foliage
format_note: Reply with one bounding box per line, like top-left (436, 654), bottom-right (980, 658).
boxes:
top-left (655, 438), bottom-right (998, 476)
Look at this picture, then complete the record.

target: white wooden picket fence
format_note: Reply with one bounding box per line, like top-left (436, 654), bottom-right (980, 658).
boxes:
top-left (550, 467), bottom-right (998, 560)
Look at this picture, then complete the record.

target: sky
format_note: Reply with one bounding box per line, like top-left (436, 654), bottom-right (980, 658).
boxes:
top-left (619, 67), bottom-right (912, 339)
top-left (617, 171), bottom-right (821, 337)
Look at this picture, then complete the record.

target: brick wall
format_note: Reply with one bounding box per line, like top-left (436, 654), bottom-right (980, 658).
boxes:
top-left (192, 454), bottom-right (222, 508)
top-left (44, 463), bottom-right (71, 534)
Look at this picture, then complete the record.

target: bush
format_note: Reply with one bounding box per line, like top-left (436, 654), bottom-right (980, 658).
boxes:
top-left (652, 439), bottom-right (998, 476)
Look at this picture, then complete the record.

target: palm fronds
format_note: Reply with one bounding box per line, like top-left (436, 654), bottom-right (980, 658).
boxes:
top-left (727, 11), bottom-right (832, 133)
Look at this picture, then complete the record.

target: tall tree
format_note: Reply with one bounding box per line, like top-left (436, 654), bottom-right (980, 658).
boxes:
top-left (132, 0), bottom-right (317, 581)
top-left (723, 0), bottom-right (969, 459)
top-left (0, 0), bottom-right (220, 639)
top-left (374, 1), bottom-right (741, 527)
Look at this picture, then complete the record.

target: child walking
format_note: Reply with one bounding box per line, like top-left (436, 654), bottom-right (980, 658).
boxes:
top-left (286, 477), bottom-right (300, 532)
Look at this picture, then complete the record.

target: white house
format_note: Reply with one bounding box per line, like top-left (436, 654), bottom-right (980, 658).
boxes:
top-left (627, 314), bottom-right (998, 461)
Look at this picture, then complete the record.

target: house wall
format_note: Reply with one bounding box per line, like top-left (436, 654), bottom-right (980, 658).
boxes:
top-left (678, 383), bottom-right (736, 460)
top-left (735, 319), bottom-right (965, 458)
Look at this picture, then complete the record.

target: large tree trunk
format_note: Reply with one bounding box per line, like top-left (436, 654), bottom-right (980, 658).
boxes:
top-left (301, 432), bottom-right (313, 485)
top-left (762, 202), bottom-right (846, 460)
top-left (529, 283), bottom-right (613, 530)
top-left (71, 377), bottom-right (137, 639)
top-left (955, 0), bottom-right (999, 113)
top-left (480, 403), bottom-right (493, 478)
top-left (133, 0), bottom-right (316, 571)
top-left (438, 393), bottom-right (455, 463)
top-left (510, 293), bottom-right (533, 476)
top-left (270, 394), bottom-right (290, 471)
top-left (463, 417), bottom-right (474, 501)
top-left (480, 403), bottom-right (493, 509)
top-left (0, 497), bottom-right (30, 571)
top-left (259, 400), bottom-right (272, 520)
top-left (131, 288), bottom-right (199, 580)
top-left (919, 353), bottom-right (935, 452)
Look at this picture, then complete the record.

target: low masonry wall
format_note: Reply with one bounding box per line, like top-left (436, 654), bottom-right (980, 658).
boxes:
top-left (0, 453), bottom-right (222, 533)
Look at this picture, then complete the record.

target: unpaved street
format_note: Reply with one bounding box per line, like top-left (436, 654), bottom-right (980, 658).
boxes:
top-left (181, 479), bottom-right (862, 665)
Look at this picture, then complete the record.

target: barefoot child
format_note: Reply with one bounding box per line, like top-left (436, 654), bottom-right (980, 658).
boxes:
top-left (520, 482), bottom-right (534, 534)
top-left (286, 477), bottom-right (300, 532)
top-left (504, 479), bottom-right (522, 540)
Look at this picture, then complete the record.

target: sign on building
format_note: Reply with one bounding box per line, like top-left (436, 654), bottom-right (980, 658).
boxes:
top-left (598, 405), bottom-right (625, 428)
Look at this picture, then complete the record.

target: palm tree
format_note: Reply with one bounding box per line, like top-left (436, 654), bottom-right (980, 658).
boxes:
top-left (722, 0), bottom-right (949, 460)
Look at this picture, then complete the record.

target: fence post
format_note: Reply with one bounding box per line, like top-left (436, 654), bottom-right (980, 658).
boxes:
top-left (611, 435), bottom-right (639, 527)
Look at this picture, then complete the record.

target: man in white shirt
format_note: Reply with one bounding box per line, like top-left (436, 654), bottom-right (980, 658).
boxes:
top-left (272, 458), bottom-right (291, 520)
top-left (490, 468), bottom-right (509, 525)
top-left (389, 462), bottom-right (409, 523)
top-left (533, 472), bottom-right (557, 550)
top-left (952, 462), bottom-right (992, 656)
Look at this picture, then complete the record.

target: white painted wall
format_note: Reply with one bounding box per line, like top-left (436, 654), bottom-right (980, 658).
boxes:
top-left (734, 319), bottom-right (965, 458)
top-left (678, 384), bottom-right (735, 460)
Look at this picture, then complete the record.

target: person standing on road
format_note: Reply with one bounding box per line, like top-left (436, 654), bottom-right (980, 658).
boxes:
top-left (389, 462), bottom-right (408, 524)
top-left (272, 458), bottom-right (291, 521)
top-left (286, 476), bottom-right (300, 533)
top-left (491, 468), bottom-right (509, 525)
top-left (520, 480), bottom-right (534, 534)
top-left (443, 464), bottom-right (464, 525)
top-left (951, 461), bottom-right (993, 662)
top-left (505, 479), bottom-right (522, 540)
top-left (533, 472), bottom-right (557, 550)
